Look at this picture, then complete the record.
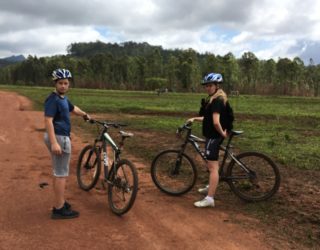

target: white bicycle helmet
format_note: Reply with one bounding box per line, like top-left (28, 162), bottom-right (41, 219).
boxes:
top-left (201, 72), bottom-right (223, 85)
top-left (52, 68), bottom-right (72, 81)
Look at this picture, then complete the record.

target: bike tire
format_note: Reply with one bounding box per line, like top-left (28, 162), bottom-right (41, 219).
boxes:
top-left (226, 151), bottom-right (281, 202)
top-left (108, 159), bottom-right (138, 215)
top-left (76, 145), bottom-right (101, 191)
top-left (151, 150), bottom-right (197, 196)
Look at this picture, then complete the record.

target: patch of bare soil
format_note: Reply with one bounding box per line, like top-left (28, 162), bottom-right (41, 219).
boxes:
top-left (0, 91), bottom-right (314, 250)
top-left (90, 112), bottom-right (320, 248)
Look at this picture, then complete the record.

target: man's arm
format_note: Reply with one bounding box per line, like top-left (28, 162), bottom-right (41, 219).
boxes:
top-left (44, 116), bottom-right (62, 155)
top-left (72, 106), bottom-right (91, 120)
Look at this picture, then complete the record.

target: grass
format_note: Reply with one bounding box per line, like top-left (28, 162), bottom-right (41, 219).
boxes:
top-left (1, 84), bottom-right (320, 170)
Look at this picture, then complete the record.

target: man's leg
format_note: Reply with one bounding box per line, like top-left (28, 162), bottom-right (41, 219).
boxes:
top-left (53, 177), bottom-right (66, 209)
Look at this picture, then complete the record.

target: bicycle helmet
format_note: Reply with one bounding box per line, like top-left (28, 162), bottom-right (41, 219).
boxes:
top-left (201, 72), bottom-right (223, 85)
top-left (52, 68), bottom-right (72, 81)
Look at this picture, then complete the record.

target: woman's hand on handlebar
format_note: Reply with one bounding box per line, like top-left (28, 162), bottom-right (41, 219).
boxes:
top-left (186, 117), bottom-right (203, 124)
top-left (187, 118), bottom-right (195, 124)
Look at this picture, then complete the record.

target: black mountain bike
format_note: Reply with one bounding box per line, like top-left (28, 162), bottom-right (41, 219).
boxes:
top-left (77, 119), bottom-right (138, 215)
top-left (151, 123), bottom-right (280, 202)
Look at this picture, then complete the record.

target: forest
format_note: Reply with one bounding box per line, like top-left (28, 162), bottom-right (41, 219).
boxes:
top-left (0, 41), bottom-right (319, 96)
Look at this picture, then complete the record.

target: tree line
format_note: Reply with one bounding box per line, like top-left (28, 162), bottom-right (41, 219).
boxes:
top-left (0, 41), bottom-right (319, 96)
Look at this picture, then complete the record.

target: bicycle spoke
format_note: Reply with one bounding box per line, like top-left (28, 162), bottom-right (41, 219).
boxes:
top-left (108, 159), bottom-right (138, 215)
top-left (151, 150), bottom-right (197, 195)
top-left (77, 145), bottom-right (101, 191)
top-left (227, 152), bottom-right (280, 201)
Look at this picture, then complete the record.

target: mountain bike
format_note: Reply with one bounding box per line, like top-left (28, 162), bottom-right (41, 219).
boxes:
top-left (77, 119), bottom-right (138, 215)
top-left (151, 123), bottom-right (280, 202)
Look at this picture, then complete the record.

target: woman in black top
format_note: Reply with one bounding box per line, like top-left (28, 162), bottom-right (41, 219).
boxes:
top-left (187, 73), bottom-right (228, 208)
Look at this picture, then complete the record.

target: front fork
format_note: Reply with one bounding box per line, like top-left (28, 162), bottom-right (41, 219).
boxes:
top-left (102, 150), bottom-right (109, 180)
top-left (102, 147), bottom-right (120, 182)
top-left (171, 142), bottom-right (188, 175)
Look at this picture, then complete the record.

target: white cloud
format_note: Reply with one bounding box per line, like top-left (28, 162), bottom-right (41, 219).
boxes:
top-left (0, 0), bottom-right (319, 63)
top-left (231, 32), bottom-right (253, 44)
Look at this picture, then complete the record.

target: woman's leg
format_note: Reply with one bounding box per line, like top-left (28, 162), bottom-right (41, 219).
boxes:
top-left (207, 160), bottom-right (219, 197)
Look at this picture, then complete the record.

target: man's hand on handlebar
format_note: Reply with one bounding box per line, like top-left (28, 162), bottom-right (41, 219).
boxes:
top-left (83, 113), bottom-right (91, 121)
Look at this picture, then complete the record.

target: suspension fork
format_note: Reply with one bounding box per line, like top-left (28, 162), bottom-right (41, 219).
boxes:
top-left (83, 140), bottom-right (99, 169)
top-left (101, 140), bottom-right (110, 180)
top-left (172, 132), bottom-right (191, 175)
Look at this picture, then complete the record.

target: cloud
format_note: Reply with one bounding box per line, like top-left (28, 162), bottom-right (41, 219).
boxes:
top-left (0, 26), bottom-right (105, 56)
top-left (0, 0), bottom-right (319, 63)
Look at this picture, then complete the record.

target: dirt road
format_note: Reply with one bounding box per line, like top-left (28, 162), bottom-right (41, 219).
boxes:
top-left (0, 91), bottom-right (281, 249)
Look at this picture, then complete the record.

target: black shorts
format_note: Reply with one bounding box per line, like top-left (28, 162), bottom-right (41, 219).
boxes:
top-left (205, 137), bottom-right (224, 161)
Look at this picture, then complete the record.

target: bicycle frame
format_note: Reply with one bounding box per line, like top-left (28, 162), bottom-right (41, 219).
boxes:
top-left (177, 125), bottom-right (251, 181)
top-left (90, 121), bottom-right (124, 182)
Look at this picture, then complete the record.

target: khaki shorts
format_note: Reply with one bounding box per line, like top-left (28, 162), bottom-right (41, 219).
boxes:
top-left (44, 133), bottom-right (71, 177)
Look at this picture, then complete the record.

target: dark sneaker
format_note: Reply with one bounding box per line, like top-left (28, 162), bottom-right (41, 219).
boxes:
top-left (51, 206), bottom-right (79, 220)
top-left (64, 201), bottom-right (71, 210)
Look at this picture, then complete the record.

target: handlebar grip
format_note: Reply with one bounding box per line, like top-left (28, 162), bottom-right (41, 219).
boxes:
top-left (185, 121), bottom-right (192, 127)
top-left (83, 114), bottom-right (90, 121)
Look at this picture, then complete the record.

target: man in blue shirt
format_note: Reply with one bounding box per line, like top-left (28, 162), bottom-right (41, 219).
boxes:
top-left (44, 68), bottom-right (90, 219)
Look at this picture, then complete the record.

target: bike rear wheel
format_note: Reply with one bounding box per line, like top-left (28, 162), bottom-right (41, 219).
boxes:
top-left (108, 159), bottom-right (138, 215)
top-left (226, 151), bottom-right (280, 201)
top-left (77, 145), bottom-right (101, 191)
top-left (151, 150), bottom-right (197, 196)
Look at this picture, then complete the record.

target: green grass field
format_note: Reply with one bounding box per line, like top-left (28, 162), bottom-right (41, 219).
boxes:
top-left (1, 84), bottom-right (319, 170)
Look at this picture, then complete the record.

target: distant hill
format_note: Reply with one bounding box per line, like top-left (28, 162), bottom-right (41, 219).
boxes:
top-left (0, 55), bottom-right (25, 67)
top-left (67, 41), bottom-right (184, 62)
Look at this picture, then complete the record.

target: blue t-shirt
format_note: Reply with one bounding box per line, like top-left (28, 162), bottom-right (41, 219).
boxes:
top-left (44, 92), bottom-right (75, 136)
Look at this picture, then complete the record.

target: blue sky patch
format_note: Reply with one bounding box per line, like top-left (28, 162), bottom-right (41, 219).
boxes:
top-left (201, 26), bottom-right (240, 43)
top-left (94, 26), bottom-right (110, 37)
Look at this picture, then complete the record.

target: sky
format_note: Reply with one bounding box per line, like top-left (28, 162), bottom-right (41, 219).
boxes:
top-left (0, 0), bottom-right (320, 64)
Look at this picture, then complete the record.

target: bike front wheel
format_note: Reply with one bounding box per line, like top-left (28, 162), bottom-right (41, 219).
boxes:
top-left (77, 145), bottom-right (101, 191)
top-left (108, 159), bottom-right (138, 215)
top-left (151, 150), bottom-right (197, 196)
top-left (226, 151), bottom-right (281, 201)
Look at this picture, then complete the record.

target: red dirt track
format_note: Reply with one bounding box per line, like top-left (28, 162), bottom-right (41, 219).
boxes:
top-left (0, 91), bottom-right (284, 249)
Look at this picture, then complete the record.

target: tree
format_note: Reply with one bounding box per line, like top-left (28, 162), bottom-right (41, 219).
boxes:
top-left (145, 48), bottom-right (163, 78)
top-left (306, 58), bottom-right (320, 97)
top-left (164, 55), bottom-right (179, 91)
top-left (239, 52), bottom-right (259, 93)
top-left (260, 59), bottom-right (276, 94)
top-left (178, 49), bottom-right (201, 91)
top-left (222, 52), bottom-right (239, 93)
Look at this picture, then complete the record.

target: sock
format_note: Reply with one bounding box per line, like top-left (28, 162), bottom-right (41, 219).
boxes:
top-left (205, 196), bottom-right (214, 203)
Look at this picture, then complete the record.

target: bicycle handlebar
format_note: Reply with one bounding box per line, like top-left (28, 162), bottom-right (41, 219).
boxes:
top-left (176, 122), bottom-right (192, 135)
top-left (87, 119), bottom-right (127, 128)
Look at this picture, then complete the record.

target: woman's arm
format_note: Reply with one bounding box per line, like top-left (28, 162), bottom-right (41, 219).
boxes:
top-left (187, 116), bottom-right (204, 123)
top-left (213, 113), bottom-right (227, 138)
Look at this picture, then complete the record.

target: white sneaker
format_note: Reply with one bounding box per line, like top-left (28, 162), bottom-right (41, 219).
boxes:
top-left (194, 198), bottom-right (215, 208)
top-left (198, 185), bottom-right (209, 195)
